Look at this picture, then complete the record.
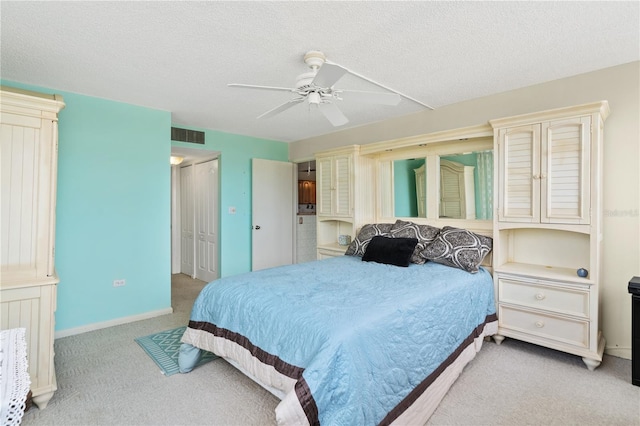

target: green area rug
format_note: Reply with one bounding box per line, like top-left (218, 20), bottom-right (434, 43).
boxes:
top-left (135, 326), bottom-right (218, 376)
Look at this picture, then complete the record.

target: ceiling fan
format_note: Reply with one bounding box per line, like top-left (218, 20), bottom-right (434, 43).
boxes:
top-left (228, 51), bottom-right (433, 127)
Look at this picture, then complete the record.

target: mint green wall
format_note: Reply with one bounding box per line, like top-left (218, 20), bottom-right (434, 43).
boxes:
top-left (2, 81), bottom-right (172, 332)
top-left (172, 128), bottom-right (288, 277)
top-left (2, 80), bottom-right (287, 333)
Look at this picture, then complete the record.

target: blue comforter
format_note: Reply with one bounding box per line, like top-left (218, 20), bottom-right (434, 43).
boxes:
top-left (184, 256), bottom-right (496, 425)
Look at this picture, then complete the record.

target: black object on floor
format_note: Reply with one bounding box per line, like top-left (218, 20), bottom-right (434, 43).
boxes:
top-left (628, 276), bottom-right (640, 386)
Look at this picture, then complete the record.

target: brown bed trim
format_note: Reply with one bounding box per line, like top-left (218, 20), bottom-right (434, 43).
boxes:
top-left (188, 320), bottom-right (304, 379)
top-left (187, 320), bottom-right (320, 424)
top-left (296, 379), bottom-right (320, 426)
top-left (189, 312), bottom-right (497, 426)
top-left (379, 312), bottom-right (498, 426)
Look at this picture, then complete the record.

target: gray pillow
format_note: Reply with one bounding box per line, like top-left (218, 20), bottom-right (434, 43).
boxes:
top-left (345, 223), bottom-right (394, 256)
top-left (420, 226), bottom-right (493, 273)
top-left (388, 220), bottom-right (440, 265)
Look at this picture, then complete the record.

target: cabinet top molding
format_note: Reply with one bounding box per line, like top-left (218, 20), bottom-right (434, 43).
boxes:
top-left (358, 123), bottom-right (493, 156)
top-left (315, 144), bottom-right (360, 158)
top-left (489, 101), bottom-right (609, 129)
top-left (1, 86), bottom-right (65, 115)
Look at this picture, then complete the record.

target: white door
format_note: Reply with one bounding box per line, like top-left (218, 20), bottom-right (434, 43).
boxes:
top-left (180, 165), bottom-right (194, 276)
top-left (195, 159), bottom-right (218, 282)
top-left (252, 159), bottom-right (295, 271)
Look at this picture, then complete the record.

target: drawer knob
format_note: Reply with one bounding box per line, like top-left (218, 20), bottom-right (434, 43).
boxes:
top-left (535, 321), bottom-right (545, 328)
top-left (535, 293), bottom-right (546, 300)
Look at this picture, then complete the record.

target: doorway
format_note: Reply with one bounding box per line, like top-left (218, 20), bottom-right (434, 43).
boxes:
top-left (171, 148), bottom-right (220, 282)
top-left (295, 160), bottom-right (317, 263)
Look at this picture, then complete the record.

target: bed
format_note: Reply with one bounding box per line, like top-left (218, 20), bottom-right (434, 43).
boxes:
top-left (180, 225), bottom-right (497, 425)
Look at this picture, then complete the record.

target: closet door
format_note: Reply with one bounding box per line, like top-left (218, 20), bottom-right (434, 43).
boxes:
top-left (180, 165), bottom-right (194, 276)
top-left (195, 160), bottom-right (218, 283)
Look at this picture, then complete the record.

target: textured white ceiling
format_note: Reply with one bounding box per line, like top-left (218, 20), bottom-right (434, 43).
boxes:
top-left (1, 1), bottom-right (638, 143)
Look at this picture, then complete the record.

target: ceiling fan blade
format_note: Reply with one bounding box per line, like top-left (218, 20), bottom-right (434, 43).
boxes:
top-left (228, 83), bottom-right (295, 93)
top-left (257, 98), bottom-right (305, 119)
top-left (318, 102), bottom-right (349, 126)
top-left (312, 63), bottom-right (348, 88)
top-left (337, 90), bottom-right (401, 106)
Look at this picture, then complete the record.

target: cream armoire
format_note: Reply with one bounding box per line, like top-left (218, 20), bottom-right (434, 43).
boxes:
top-left (0, 86), bottom-right (65, 409)
top-left (490, 101), bottom-right (609, 371)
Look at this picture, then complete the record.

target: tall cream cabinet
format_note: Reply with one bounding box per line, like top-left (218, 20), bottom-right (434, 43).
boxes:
top-left (315, 146), bottom-right (376, 258)
top-left (490, 102), bottom-right (609, 370)
top-left (0, 86), bottom-right (65, 408)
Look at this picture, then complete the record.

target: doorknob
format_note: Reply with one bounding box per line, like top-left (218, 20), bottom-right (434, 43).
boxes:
top-left (254, 225), bottom-right (261, 230)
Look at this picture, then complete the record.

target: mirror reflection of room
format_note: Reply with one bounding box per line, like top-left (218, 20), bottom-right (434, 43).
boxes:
top-left (393, 158), bottom-right (426, 217)
top-left (392, 149), bottom-right (493, 220)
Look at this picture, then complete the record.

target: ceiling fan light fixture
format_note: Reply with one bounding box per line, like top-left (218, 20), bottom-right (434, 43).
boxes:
top-left (308, 92), bottom-right (321, 105)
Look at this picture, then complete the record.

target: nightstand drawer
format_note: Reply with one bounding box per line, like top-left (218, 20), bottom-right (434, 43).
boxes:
top-left (499, 306), bottom-right (589, 348)
top-left (499, 278), bottom-right (589, 318)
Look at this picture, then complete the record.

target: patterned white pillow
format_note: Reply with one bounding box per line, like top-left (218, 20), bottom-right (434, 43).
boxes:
top-left (388, 220), bottom-right (440, 265)
top-left (420, 226), bottom-right (493, 273)
top-left (345, 223), bottom-right (394, 256)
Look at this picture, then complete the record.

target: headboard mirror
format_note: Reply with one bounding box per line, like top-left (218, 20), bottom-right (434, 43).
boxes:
top-left (439, 151), bottom-right (494, 220)
top-left (393, 158), bottom-right (426, 218)
top-left (378, 137), bottom-right (494, 222)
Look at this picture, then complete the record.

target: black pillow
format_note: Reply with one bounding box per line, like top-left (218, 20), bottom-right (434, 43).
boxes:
top-left (362, 236), bottom-right (418, 267)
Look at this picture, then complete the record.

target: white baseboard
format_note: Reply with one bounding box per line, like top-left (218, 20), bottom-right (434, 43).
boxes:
top-left (604, 346), bottom-right (631, 360)
top-left (54, 307), bottom-right (174, 339)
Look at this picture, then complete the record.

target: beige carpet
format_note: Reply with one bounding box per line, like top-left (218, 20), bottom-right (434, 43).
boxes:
top-left (21, 274), bottom-right (640, 426)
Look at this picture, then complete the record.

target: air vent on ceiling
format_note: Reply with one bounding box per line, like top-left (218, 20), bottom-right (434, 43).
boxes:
top-left (171, 127), bottom-right (205, 144)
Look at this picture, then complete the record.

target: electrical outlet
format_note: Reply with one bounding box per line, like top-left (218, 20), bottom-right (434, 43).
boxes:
top-left (113, 279), bottom-right (126, 287)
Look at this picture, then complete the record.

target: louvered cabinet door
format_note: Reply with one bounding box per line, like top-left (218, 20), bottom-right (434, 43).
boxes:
top-left (316, 157), bottom-right (334, 216)
top-left (498, 125), bottom-right (541, 222)
top-left (439, 165), bottom-right (463, 219)
top-left (541, 117), bottom-right (591, 224)
top-left (332, 154), bottom-right (352, 217)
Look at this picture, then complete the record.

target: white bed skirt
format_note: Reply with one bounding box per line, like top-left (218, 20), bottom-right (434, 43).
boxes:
top-left (182, 319), bottom-right (498, 425)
